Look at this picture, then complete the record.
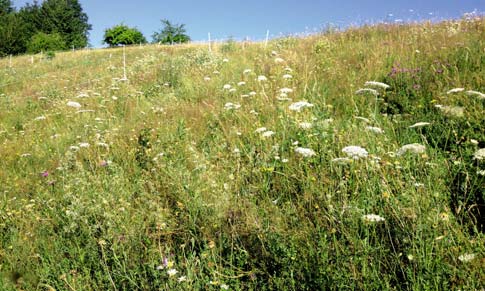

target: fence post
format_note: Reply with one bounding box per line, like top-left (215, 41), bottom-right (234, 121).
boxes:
top-left (264, 30), bottom-right (269, 48)
top-left (121, 45), bottom-right (128, 81)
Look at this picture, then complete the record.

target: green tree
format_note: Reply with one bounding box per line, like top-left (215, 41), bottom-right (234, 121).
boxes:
top-left (0, 10), bottom-right (29, 56)
top-left (152, 19), bottom-right (190, 44)
top-left (103, 24), bottom-right (147, 47)
top-left (0, 0), bottom-right (14, 15)
top-left (27, 31), bottom-right (66, 53)
top-left (39, 0), bottom-right (91, 48)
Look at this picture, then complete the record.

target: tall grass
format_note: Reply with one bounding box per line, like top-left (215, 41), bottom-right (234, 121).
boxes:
top-left (0, 18), bottom-right (484, 290)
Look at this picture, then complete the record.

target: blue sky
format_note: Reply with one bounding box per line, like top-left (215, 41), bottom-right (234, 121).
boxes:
top-left (12, 0), bottom-right (484, 47)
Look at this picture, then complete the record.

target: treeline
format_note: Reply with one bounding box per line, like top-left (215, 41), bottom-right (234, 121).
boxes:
top-left (0, 0), bottom-right (91, 56)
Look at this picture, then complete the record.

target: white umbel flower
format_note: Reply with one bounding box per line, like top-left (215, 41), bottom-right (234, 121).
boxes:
top-left (280, 88), bottom-right (293, 94)
top-left (364, 81), bottom-right (390, 89)
top-left (409, 122), bottom-right (431, 128)
top-left (67, 101), bottom-right (81, 108)
top-left (466, 90), bottom-right (485, 100)
top-left (473, 148), bottom-right (485, 160)
top-left (362, 214), bottom-right (385, 223)
top-left (365, 126), bottom-right (383, 134)
top-left (288, 101), bottom-right (314, 112)
top-left (355, 88), bottom-right (378, 96)
top-left (397, 143), bottom-right (426, 156)
top-left (261, 131), bottom-right (275, 138)
top-left (294, 147), bottom-right (316, 158)
top-left (446, 88), bottom-right (465, 94)
top-left (298, 122), bottom-right (313, 130)
top-left (342, 146), bottom-right (368, 160)
top-left (257, 75), bottom-right (268, 82)
top-left (458, 253), bottom-right (476, 263)
top-left (224, 103), bottom-right (241, 110)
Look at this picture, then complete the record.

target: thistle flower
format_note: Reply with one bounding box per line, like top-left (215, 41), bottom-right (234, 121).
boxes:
top-left (409, 122), bottom-right (430, 128)
top-left (473, 148), bottom-right (485, 160)
top-left (362, 214), bottom-right (385, 223)
top-left (289, 101), bottom-right (314, 112)
top-left (257, 75), bottom-right (268, 82)
top-left (364, 81), bottom-right (390, 89)
top-left (342, 146), bottom-right (368, 160)
top-left (365, 126), bottom-right (383, 134)
top-left (397, 143), bottom-right (426, 156)
top-left (446, 88), bottom-right (465, 94)
top-left (67, 101), bottom-right (81, 108)
top-left (355, 88), bottom-right (378, 96)
top-left (466, 90), bottom-right (485, 100)
top-left (295, 147), bottom-right (316, 158)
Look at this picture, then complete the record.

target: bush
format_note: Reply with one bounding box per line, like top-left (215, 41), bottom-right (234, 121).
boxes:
top-left (27, 32), bottom-right (66, 53)
top-left (103, 24), bottom-right (147, 47)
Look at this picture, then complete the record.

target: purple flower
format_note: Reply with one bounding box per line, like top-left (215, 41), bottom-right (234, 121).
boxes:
top-left (41, 171), bottom-right (49, 177)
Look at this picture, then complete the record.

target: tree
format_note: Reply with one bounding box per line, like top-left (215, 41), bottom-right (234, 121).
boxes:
top-left (39, 0), bottom-right (91, 48)
top-left (0, 0), bottom-right (14, 15)
top-left (27, 32), bottom-right (66, 53)
top-left (103, 24), bottom-right (147, 47)
top-left (152, 19), bottom-right (190, 44)
top-left (0, 13), bottom-right (29, 56)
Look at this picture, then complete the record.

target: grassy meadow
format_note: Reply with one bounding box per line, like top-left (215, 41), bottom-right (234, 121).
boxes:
top-left (0, 17), bottom-right (484, 290)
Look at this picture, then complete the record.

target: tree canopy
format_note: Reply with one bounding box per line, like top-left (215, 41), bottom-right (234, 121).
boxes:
top-left (0, 0), bottom-right (91, 56)
top-left (152, 19), bottom-right (190, 44)
top-left (103, 24), bottom-right (147, 47)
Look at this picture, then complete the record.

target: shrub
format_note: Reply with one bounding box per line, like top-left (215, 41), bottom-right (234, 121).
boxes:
top-left (27, 32), bottom-right (66, 53)
top-left (103, 24), bottom-right (147, 47)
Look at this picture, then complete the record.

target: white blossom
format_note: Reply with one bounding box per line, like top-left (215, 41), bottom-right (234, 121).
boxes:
top-left (458, 253), bottom-right (476, 263)
top-left (397, 143), bottom-right (426, 156)
top-left (274, 57), bottom-right (285, 63)
top-left (257, 75), bottom-right (268, 82)
top-left (446, 88), bottom-right (465, 94)
top-left (255, 127), bottom-right (267, 133)
top-left (473, 148), bottom-right (485, 160)
top-left (67, 101), bottom-right (82, 108)
top-left (261, 131), bottom-right (275, 138)
top-left (237, 81), bottom-right (246, 86)
top-left (295, 147), bottom-right (316, 158)
top-left (342, 146), bottom-right (368, 160)
top-left (298, 122), bottom-right (313, 130)
top-left (243, 69), bottom-right (252, 74)
top-left (364, 81), bottom-right (390, 89)
top-left (466, 90), bottom-right (485, 100)
top-left (288, 101), bottom-right (314, 112)
top-left (282, 74), bottom-right (293, 79)
top-left (362, 214), bottom-right (385, 223)
top-left (409, 122), bottom-right (431, 128)
top-left (365, 126), bottom-right (383, 134)
top-left (355, 88), bottom-right (379, 96)
top-left (224, 103), bottom-right (241, 110)
top-left (167, 269), bottom-right (178, 277)
top-left (280, 88), bottom-right (293, 94)
top-left (223, 84), bottom-right (232, 90)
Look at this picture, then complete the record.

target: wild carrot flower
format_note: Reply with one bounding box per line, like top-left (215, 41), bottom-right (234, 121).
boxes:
top-left (223, 84), bottom-right (232, 90)
top-left (466, 90), bottom-right (485, 99)
top-left (446, 88), bottom-right (465, 94)
top-left (365, 126), bottom-right (383, 134)
top-left (237, 81), bottom-right (246, 86)
top-left (274, 57), bottom-right (285, 63)
top-left (397, 143), bottom-right (426, 156)
top-left (362, 214), bottom-right (385, 223)
top-left (261, 131), bottom-right (275, 138)
top-left (167, 269), bottom-right (178, 277)
top-left (473, 148), bottom-right (485, 160)
top-left (364, 81), bottom-right (390, 89)
top-left (67, 101), bottom-right (81, 108)
top-left (458, 253), bottom-right (476, 263)
top-left (34, 116), bottom-right (46, 121)
top-left (243, 69), bottom-right (252, 74)
top-left (355, 88), bottom-right (378, 96)
top-left (409, 122), bottom-right (430, 128)
top-left (224, 103), bottom-right (241, 110)
top-left (342, 146), bottom-right (368, 160)
top-left (295, 147), bottom-right (316, 158)
top-left (257, 75), bottom-right (268, 82)
top-left (282, 74), bottom-right (293, 79)
top-left (289, 101), bottom-right (314, 112)
top-left (255, 127), bottom-right (267, 133)
top-left (249, 91), bottom-right (257, 96)
top-left (280, 88), bottom-right (293, 94)
top-left (298, 122), bottom-right (313, 130)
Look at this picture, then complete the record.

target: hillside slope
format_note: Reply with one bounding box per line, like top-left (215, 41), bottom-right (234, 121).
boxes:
top-left (0, 18), bottom-right (484, 290)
